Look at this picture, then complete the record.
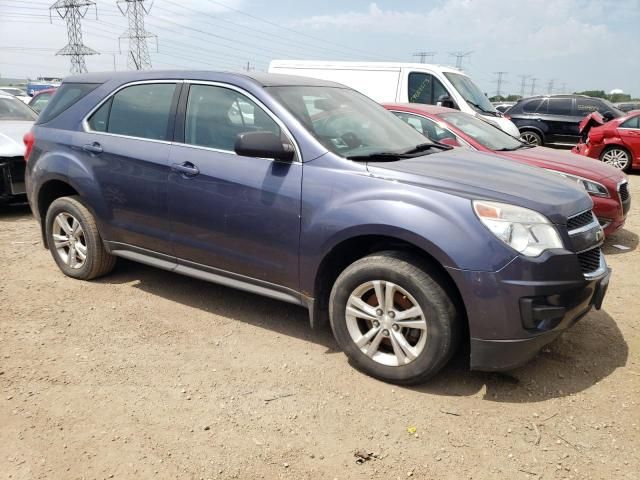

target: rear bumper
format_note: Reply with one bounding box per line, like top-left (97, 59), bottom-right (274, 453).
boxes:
top-left (447, 251), bottom-right (611, 371)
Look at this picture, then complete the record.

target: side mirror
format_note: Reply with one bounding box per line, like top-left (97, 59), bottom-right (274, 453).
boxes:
top-left (437, 94), bottom-right (456, 109)
top-left (439, 137), bottom-right (460, 147)
top-left (235, 131), bottom-right (295, 162)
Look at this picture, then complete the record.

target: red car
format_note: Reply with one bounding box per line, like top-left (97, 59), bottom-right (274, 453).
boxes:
top-left (384, 103), bottom-right (630, 236)
top-left (572, 110), bottom-right (640, 172)
top-left (27, 88), bottom-right (57, 114)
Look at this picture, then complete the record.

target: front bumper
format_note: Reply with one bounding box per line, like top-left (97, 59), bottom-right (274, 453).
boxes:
top-left (0, 157), bottom-right (26, 202)
top-left (447, 250), bottom-right (611, 371)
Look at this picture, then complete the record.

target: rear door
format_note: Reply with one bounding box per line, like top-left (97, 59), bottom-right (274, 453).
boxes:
top-left (618, 115), bottom-right (640, 161)
top-left (539, 98), bottom-right (577, 144)
top-left (167, 82), bottom-right (302, 289)
top-left (75, 81), bottom-right (180, 254)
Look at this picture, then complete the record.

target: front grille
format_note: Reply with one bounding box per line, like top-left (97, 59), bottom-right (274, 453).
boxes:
top-left (567, 210), bottom-right (595, 231)
top-left (619, 181), bottom-right (630, 202)
top-left (577, 247), bottom-right (601, 274)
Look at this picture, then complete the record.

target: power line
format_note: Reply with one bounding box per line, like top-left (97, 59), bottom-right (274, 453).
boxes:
top-left (518, 74), bottom-right (530, 97)
top-left (492, 71), bottom-right (508, 97)
top-left (530, 77), bottom-right (538, 96)
top-left (547, 78), bottom-right (555, 95)
top-left (49, 0), bottom-right (98, 74)
top-left (448, 51), bottom-right (473, 70)
top-left (117, 0), bottom-right (155, 70)
top-left (412, 51), bottom-right (436, 63)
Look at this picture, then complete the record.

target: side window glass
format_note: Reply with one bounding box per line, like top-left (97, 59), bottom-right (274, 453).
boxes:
top-left (522, 99), bottom-right (543, 113)
top-left (575, 98), bottom-right (601, 115)
top-left (88, 97), bottom-right (112, 132)
top-left (621, 116), bottom-right (639, 129)
top-left (432, 77), bottom-right (449, 104)
top-left (185, 85), bottom-right (281, 152)
top-left (408, 72), bottom-right (433, 104)
top-left (547, 98), bottom-right (573, 116)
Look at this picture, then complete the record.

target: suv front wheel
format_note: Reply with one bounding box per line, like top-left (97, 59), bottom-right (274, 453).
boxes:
top-left (45, 196), bottom-right (116, 280)
top-left (329, 252), bottom-right (460, 385)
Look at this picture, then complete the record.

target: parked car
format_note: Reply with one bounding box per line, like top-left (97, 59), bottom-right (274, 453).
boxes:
top-left (268, 60), bottom-right (521, 137)
top-left (614, 102), bottom-right (640, 113)
top-left (26, 71), bottom-right (609, 384)
top-left (28, 88), bottom-right (58, 114)
top-left (492, 101), bottom-right (515, 113)
top-left (505, 94), bottom-right (625, 147)
top-left (572, 110), bottom-right (640, 172)
top-left (0, 87), bottom-right (31, 104)
top-left (0, 92), bottom-right (37, 202)
top-left (385, 103), bottom-right (630, 236)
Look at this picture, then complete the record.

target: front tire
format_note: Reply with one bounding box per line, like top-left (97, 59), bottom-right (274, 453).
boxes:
top-left (329, 252), bottom-right (460, 385)
top-left (45, 196), bottom-right (116, 280)
top-left (600, 146), bottom-right (631, 172)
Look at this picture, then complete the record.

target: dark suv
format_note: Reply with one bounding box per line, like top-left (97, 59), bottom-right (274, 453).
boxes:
top-left (506, 94), bottom-right (624, 147)
top-left (25, 71), bottom-right (610, 384)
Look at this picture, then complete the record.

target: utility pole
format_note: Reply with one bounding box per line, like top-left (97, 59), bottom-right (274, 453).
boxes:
top-left (560, 82), bottom-right (567, 94)
top-left (244, 61), bottom-right (253, 71)
top-left (412, 51), bottom-right (436, 63)
top-left (448, 51), bottom-right (473, 70)
top-left (117, 0), bottom-right (156, 70)
top-left (518, 74), bottom-right (530, 97)
top-left (50, 1), bottom-right (98, 74)
top-left (493, 71), bottom-right (508, 97)
top-left (547, 79), bottom-right (555, 95)
top-left (530, 77), bottom-right (537, 96)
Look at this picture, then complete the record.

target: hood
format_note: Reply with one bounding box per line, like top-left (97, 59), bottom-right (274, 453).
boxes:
top-left (502, 146), bottom-right (622, 182)
top-left (480, 114), bottom-right (521, 137)
top-left (0, 121), bottom-right (32, 157)
top-left (578, 111), bottom-right (605, 138)
top-left (366, 148), bottom-right (592, 224)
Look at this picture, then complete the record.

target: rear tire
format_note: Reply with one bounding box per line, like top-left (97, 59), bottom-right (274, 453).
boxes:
top-left (45, 196), bottom-right (116, 280)
top-left (329, 252), bottom-right (460, 385)
top-left (600, 146), bottom-right (631, 172)
top-left (520, 130), bottom-right (542, 146)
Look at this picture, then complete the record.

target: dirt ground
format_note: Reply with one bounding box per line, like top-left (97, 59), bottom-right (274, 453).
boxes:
top-left (1, 178), bottom-right (639, 480)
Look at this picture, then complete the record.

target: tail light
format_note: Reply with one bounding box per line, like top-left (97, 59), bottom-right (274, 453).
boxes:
top-left (503, 114), bottom-right (511, 120)
top-left (23, 131), bottom-right (35, 162)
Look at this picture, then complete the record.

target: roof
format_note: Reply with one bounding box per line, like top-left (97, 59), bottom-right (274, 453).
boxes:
top-left (517, 94), bottom-right (592, 101)
top-left (382, 103), bottom-right (459, 115)
top-left (63, 70), bottom-right (346, 88)
top-left (270, 60), bottom-right (464, 74)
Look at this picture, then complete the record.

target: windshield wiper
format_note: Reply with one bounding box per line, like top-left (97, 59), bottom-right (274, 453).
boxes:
top-left (346, 152), bottom-right (412, 161)
top-left (496, 143), bottom-right (535, 151)
top-left (467, 100), bottom-right (497, 115)
top-left (400, 142), bottom-right (452, 154)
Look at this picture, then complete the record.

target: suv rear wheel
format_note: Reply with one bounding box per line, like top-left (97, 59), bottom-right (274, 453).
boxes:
top-left (329, 252), bottom-right (460, 385)
top-left (520, 130), bottom-right (542, 146)
top-left (45, 196), bottom-right (116, 280)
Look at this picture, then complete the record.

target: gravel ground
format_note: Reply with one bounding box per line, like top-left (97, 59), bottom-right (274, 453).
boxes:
top-left (1, 177), bottom-right (639, 480)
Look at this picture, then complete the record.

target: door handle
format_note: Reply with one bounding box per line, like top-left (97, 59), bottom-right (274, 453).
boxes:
top-left (82, 142), bottom-right (103, 154)
top-left (171, 161), bottom-right (200, 177)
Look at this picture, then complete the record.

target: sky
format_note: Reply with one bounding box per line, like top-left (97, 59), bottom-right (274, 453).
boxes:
top-left (1, 0), bottom-right (639, 97)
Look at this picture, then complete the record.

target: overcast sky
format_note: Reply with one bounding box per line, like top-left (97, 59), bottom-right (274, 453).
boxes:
top-left (1, 0), bottom-right (639, 96)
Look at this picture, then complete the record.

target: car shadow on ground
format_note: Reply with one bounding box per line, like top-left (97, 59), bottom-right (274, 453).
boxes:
top-left (101, 260), bottom-right (628, 404)
top-left (0, 202), bottom-right (31, 218)
top-left (602, 228), bottom-right (638, 255)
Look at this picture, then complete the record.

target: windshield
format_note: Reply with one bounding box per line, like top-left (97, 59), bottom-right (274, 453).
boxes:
top-left (267, 85), bottom-right (429, 158)
top-left (0, 97), bottom-right (37, 121)
top-left (443, 72), bottom-right (495, 113)
top-left (439, 112), bottom-right (523, 151)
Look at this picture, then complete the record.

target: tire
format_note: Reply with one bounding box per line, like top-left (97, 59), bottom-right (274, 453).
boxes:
top-left (329, 252), bottom-right (460, 385)
top-left (45, 196), bottom-right (116, 280)
top-left (600, 146), bottom-right (631, 172)
top-left (519, 130), bottom-right (542, 146)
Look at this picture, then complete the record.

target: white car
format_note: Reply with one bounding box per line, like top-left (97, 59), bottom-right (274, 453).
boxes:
top-left (269, 60), bottom-right (521, 137)
top-left (0, 92), bottom-right (36, 202)
top-left (0, 87), bottom-right (31, 104)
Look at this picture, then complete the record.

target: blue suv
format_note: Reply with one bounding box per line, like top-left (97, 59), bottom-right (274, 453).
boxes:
top-left (25, 71), bottom-right (610, 384)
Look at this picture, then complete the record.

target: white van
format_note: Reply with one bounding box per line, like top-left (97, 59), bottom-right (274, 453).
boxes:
top-left (268, 60), bottom-right (520, 137)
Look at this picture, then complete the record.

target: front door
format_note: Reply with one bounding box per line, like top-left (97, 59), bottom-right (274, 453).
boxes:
top-left (168, 83), bottom-right (302, 289)
top-left (75, 81), bottom-right (180, 254)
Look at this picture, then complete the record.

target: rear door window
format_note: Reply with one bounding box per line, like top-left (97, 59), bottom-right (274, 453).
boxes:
top-left (408, 72), bottom-right (449, 105)
top-left (521, 99), bottom-right (543, 113)
top-left (575, 98), bottom-right (602, 115)
top-left (620, 116), bottom-right (640, 129)
top-left (87, 83), bottom-right (178, 141)
top-left (547, 98), bottom-right (573, 116)
top-left (36, 82), bottom-right (98, 124)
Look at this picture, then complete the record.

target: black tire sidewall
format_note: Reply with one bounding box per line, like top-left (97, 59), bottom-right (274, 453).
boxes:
top-left (45, 197), bottom-right (100, 279)
top-left (521, 131), bottom-right (542, 146)
top-left (330, 257), bottom-right (455, 384)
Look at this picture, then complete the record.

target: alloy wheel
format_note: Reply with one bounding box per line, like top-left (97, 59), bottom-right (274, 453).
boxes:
top-left (345, 280), bottom-right (428, 367)
top-left (52, 212), bottom-right (87, 269)
top-left (520, 132), bottom-right (540, 145)
top-left (601, 149), bottom-right (630, 170)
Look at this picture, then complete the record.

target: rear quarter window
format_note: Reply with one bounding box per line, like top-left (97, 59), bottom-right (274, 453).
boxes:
top-left (36, 82), bottom-right (99, 124)
top-left (521, 99), bottom-right (543, 113)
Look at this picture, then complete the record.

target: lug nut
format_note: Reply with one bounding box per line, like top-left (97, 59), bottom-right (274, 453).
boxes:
top-left (382, 329), bottom-right (389, 336)
top-left (392, 324), bottom-right (400, 331)
top-left (388, 311), bottom-right (396, 319)
top-left (376, 309), bottom-right (383, 316)
top-left (373, 320), bottom-right (380, 328)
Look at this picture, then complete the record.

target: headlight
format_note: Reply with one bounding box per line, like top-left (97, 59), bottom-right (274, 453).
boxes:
top-left (545, 169), bottom-right (609, 198)
top-left (473, 200), bottom-right (563, 257)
